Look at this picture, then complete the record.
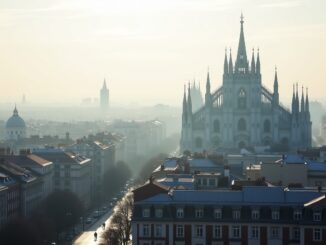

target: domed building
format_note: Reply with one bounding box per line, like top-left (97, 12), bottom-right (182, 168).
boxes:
top-left (6, 106), bottom-right (26, 140)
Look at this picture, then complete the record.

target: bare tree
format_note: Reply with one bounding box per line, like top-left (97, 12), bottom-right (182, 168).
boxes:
top-left (102, 192), bottom-right (134, 245)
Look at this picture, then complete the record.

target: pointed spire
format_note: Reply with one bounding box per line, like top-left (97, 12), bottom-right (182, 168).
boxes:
top-left (291, 84), bottom-right (295, 113)
top-left (13, 104), bottom-right (18, 116)
top-left (301, 85), bottom-right (305, 113)
top-left (235, 13), bottom-right (248, 72)
top-left (206, 69), bottom-right (211, 93)
top-left (256, 48), bottom-right (260, 74)
top-left (274, 66), bottom-right (278, 90)
top-left (305, 87), bottom-right (309, 112)
top-left (102, 78), bottom-right (107, 89)
top-left (295, 83), bottom-right (299, 113)
top-left (182, 84), bottom-right (187, 122)
top-left (251, 48), bottom-right (255, 74)
top-left (224, 48), bottom-right (229, 74)
top-left (183, 84), bottom-right (187, 106)
top-left (229, 48), bottom-right (233, 74)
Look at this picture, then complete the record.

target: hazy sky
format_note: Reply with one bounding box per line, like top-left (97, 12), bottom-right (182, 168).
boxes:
top-left (0, 0), bottom-right (325, 107)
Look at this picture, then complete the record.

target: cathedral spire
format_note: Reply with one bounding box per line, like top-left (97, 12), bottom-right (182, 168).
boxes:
top-left (235, 13), bottom-right (248, 73)
top-left (291, 84), bottom-right (295, 113)
top-left (187, 82), bottom-right (192, 114)
top-left (251, 48), bottom-right (255, 74)
top-left (273, 67), bottom-right (279, 105)
top-left (256, 48), bottom-right (260, 74)
top-left (229, 48), bottom-right (233, 74)
top-left (301, 86), bottom-right (305, 113)
top-left (205, 70), bottom-right (211, 106)
top-left (182, 84), bottom-right (187, 122)
top-left (305, 87), bottom-right (309, 113)
top-left (224, 48), bottom-right (229, 74)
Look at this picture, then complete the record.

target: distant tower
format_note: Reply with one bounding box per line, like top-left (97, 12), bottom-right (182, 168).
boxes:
top-left (100, 78), bottom-right (109, 111)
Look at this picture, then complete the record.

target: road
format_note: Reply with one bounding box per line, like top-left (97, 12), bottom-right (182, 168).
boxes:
top-left (73, 209), bottom-right (113, 245)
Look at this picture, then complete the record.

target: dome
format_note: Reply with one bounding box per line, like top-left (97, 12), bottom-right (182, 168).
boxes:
top-left (6, 107), bottom-right (26, 128)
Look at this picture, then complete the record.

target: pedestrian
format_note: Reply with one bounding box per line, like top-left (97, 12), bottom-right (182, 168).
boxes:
top-left (94, 231), bottom-right (97, 241)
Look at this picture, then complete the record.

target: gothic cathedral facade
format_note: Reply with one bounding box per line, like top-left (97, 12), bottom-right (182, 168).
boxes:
top-left (181, 16), bottom-right (312, 152)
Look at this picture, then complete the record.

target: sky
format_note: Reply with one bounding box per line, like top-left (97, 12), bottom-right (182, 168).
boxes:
top-left (0, 0), bottom-right (325, 107)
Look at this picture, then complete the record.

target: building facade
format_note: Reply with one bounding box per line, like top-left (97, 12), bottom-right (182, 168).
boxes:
top-left (181, 15), bottom-right (312, 152)
top-left (132, 186), bottom-right (326, 245)
top-left (34, 149), bottom-right (92, 209)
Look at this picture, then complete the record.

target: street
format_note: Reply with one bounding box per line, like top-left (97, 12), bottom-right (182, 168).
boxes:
top-left (73, 209), bottom-right (113, 245)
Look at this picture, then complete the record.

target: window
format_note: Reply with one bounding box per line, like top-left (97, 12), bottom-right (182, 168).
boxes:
top-left (214, 209), bottom-right (222, 219)
top-left (142, 208), bottom-right (150, 218)
top-left (195, 225), bottom-right (203, 237)
top-left (252, 210), bottom-right (259, 220)
top-left (232, 210), bottom-right (241, 220)
top-left (313, 228), bottom-right (321, 241)
top-left (155, 224), bottom-right (162, 237)
top-left (176, 225), bottom-right (184, 238)
top-left (270, 227), bottom-right (280, 239)
top-left (209, 178), bottom-right (216, 186)
top-left (238, 89), bottom-right (246, 109)
top-left (293, 210), bottom-right (302, 220)
top-left (195, 208), bottom-right (203, 218)
top-left (231, 225), bottom-right (240, 238)
top-left (292, 227), bottom-right (300, 240)
top-left (202, 178), bottom-right (207, 186)
top-left (143, 224), bottom-right (150, 237)
top-left (213, 225), bottom-right (221, 238)
top-left (176, 208), bottom-right (184, 218)
top-left (251, 226), bottom-right (259, 239)
top-left (272, 210), bottom-right (279, 220)
top-left (155, 208), bottom-right (163, 218)
top-left (313, 212), bottom-right (321, 221)
top-left (237, 118), bottom-right (246, 131)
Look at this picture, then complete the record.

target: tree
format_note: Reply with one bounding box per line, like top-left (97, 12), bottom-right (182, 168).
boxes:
top-left (44, 190), bottom-right (84, 233)
top-left (102, 192), bottom-right (134, 245)
top-left (0, 218), bottom-right (42, 245)
top-left (102, 161), bottom-right (131, 200)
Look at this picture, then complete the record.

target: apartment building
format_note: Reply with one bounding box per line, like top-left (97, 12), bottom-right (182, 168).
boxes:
top-left (132, 185), bottom-right (326, 245)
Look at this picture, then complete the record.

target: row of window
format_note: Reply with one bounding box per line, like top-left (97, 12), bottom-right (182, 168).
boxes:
top-left (211, 119), bottom-right (271, 133)
top-left (142, 207), bottom-right (322, 222)
top-left (140, 224), bottom-right (322, 241)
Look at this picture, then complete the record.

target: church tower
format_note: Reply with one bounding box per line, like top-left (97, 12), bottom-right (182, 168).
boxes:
top-left (100, 78), bottom-right (109, 111)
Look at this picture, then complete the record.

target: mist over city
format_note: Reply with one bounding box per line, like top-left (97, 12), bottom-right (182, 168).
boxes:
top-left (0, 1), bottom-right (326, 245)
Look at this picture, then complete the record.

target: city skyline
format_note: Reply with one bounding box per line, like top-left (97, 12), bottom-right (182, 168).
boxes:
top-left (0, 0), bottom-right (325, 107)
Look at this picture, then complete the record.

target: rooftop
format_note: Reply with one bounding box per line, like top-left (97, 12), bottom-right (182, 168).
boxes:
top-left (137, 186), bottom-right (324, 206)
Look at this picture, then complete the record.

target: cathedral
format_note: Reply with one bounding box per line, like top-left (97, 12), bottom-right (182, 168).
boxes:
top-left (181, 15), bottom-right (312, 152)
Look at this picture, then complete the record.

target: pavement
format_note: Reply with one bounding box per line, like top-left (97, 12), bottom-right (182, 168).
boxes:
top-left (73, 209), bottom-right (113, 245)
